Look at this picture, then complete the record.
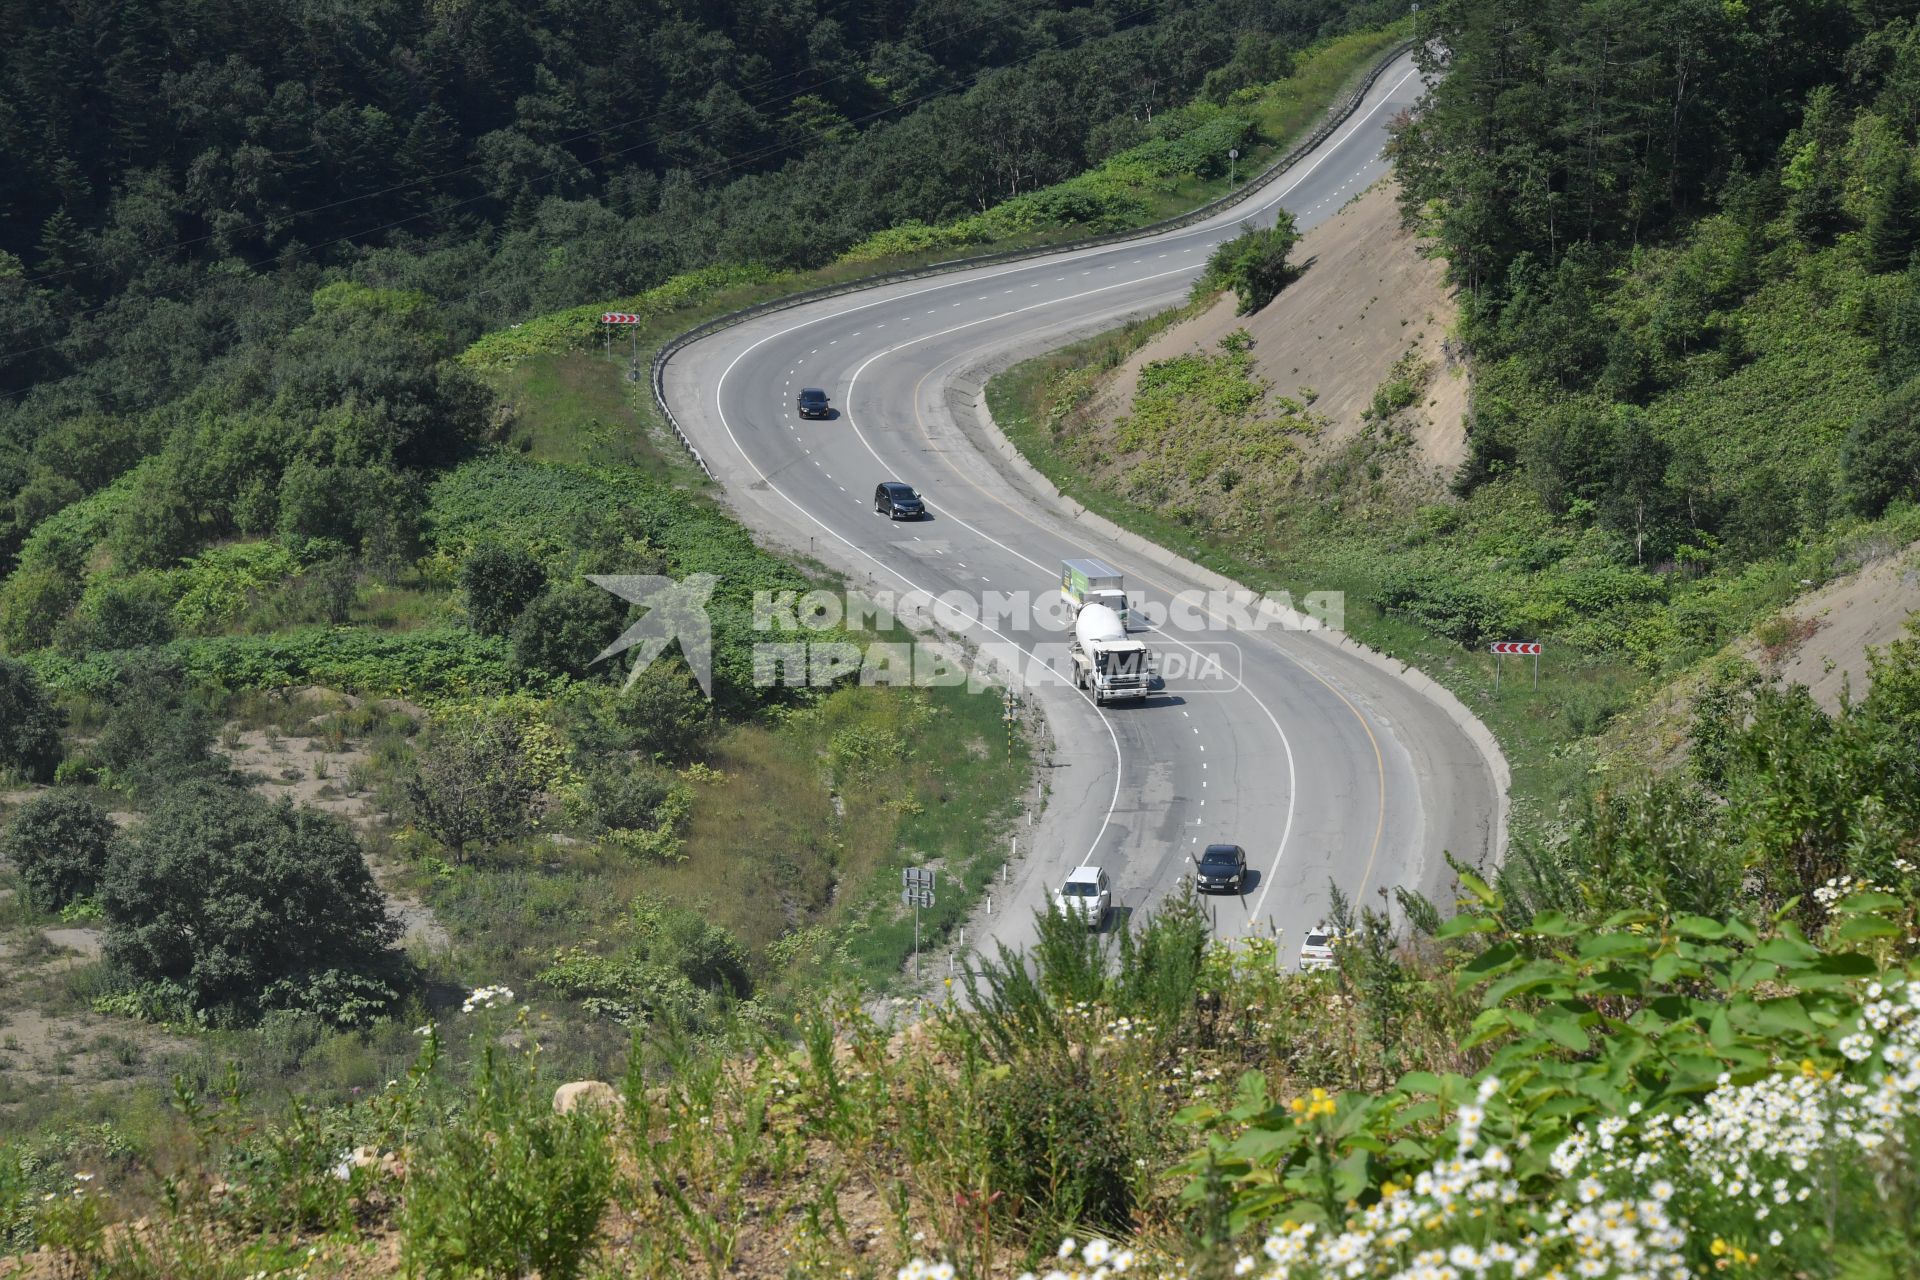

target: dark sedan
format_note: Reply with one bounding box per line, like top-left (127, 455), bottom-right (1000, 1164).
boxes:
top-left (1195, 843), bottom-right (1247, 893)
top-left (797, 387), bottom-right (831, 418)
top-left (874, 481), bottom-right (925, 519)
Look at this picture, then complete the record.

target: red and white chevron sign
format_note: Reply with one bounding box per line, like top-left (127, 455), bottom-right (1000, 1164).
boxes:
top-left (601, 312), bottom-right (641, 324)
top-left (1489, 641), bottom-right (1542, 655)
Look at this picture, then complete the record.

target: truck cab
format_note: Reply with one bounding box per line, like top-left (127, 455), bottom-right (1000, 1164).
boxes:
top-left (1069, 603), bottom-right (1153, 702)
top-left (1061, 557), bottom-right (1130, 628)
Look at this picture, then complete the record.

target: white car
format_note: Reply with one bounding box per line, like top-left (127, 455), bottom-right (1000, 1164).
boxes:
top-left (1054, 865), bottom-right (1111, 929)
top-left (1298, 924), bottom-right (1340, 972)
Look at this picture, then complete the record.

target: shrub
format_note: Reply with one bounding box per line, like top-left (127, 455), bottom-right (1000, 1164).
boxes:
top-left (1201, 214), bottom-right (1302, 315)
top-left (399, 1048), bottom-right (616, 1280)
top-left (510, 581), bottom-right (625, 680)
top-left (58, 578), bottom-right (176, 653)
top-left (982, 1054), bottom-right (1135, 1233)
top-left (0, 564), bottom-right (80, 652)
top-left (92, 660), bottom-right (218, 792)
top-left (539, 896), bottom-right (750, 1025)
top-left (405, 708), bottom-right (547, 862)
top-left (1843, 374), bottom-right (1920, 515)
top-left (0, 791), bottom-right (116, 911)
top-left (564, 658), bottom-right (714, 761)
top-left (460, 543), bottom-right (548, 637)
top-left (0, 656), bottom-right (62, 780)
top-left (100, 781), bottom-right (403, 1025)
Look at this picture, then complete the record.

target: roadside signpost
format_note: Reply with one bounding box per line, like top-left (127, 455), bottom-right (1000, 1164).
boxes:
top-left (1228, 147), bottom-right (1239, 188)
top-left (1489, 641), bottom-right (1542, 690)
top-left (601, 312), bottom-right (642, 378)
top-left (902, 867), bottom-right (936, 976)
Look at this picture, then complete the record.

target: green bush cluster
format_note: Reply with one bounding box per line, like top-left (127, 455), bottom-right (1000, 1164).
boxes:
top-left (0, 655), bottom-right (61, 779)
top-left (1199, 214), bottom-right (1302, 315)
top-left (0, 790), bottom-right (115, 911)
top-left (101, 781), bottom-right (406, 1027)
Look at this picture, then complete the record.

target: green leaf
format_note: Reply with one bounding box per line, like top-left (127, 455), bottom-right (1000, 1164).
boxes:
top-left (1834, 892), bottom-right (1904, 915)
top-left (1395, 1071), bottom-right (1445, 1096)
top-left (1456, 867), bottom-right (1497, 905)
top-left (1750, 996), bottom-right (1820, 1038)
top-left (1462, 1008), bottom-right (1515, 1050)
top-left (1230, 1070), bottom-right (1270, 1119)
top-left (1394, 1100), bottom-right (1442, 1127)
top-left (1537, 1010), bottom-right (1592, 1052)
top-left (1779, 953), bottom-right (1878, 989)
top-left (1754, 937), bottom-right (1818, 965)
top-left (1438, 912), bottom-right (1498, 940)
top-left (1484, 961), bottom-right (1573, 1006)
top-left (1227, 1127), bottom-right (1296, 1163)
top-left (1578, 932), bottom-right (1653, 961)
top-left (1332, 1148), bottom-right (1372, 1202)
top-left (1525, 912), bottom-right (1581, 937)
top-left (1461, 941), bottom-right (1523, 978)
top-left (1674, 916), bottom-right (1728, 940)
top-left (1834, 916), bottom-right (1902, 943)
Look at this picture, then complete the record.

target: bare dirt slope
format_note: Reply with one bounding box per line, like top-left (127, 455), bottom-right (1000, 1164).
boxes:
top-left (1089, 177), bottom-right (1467, 476)
top-left (1600, 538), bottom-right (1920, 775)
top-left (1750, 538), bottom-right (1920, 711)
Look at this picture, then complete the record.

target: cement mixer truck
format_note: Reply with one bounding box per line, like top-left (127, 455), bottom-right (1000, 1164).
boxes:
top-left (1068, 603), bottom-right (1154, 703)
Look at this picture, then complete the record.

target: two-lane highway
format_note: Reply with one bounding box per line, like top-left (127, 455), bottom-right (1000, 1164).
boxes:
top-left (661, 52), bottom-right (1506, 959)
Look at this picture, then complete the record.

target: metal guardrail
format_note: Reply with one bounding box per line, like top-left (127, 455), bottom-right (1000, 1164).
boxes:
top-left (650, 40), bottom-right (1417, 478)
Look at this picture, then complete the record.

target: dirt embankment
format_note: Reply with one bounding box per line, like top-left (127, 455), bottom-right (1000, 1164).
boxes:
top-left (1091, 177), bottom-right (1468, 478)
top-left (1747, 539), bottom-right (1920, 712)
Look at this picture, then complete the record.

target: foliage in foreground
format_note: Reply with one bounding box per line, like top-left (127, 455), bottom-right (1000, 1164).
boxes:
top-left (11, 862), bottom-right (1920, 1280)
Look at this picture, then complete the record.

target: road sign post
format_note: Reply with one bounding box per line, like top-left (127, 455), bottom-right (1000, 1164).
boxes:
top-left (601, 313), bottom-right (642, 377)
top-left (1228, 147), bottom-right (1239, 188)
top-left (902, 867), bottom-right (936, 978)
top-left (1488, 641), bottom-right (1542, 691)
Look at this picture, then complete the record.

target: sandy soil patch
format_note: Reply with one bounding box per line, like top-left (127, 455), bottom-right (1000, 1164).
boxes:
top-left (1747, 540), bottom-right (1920, 712)
top-left (1090, 178), bottom-right (1467, 478)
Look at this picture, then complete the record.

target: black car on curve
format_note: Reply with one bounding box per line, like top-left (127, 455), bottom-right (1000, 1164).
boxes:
top-left (1195, 843), bottom-right (1247, 893)
top-left (874, 482), bottom-right (925, 519)
top-left (797, 387), bottom-right (831, 419)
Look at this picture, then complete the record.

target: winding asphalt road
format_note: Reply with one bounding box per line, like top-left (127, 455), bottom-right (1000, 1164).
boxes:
top-left (661, 51), bottom-right (1505, 963)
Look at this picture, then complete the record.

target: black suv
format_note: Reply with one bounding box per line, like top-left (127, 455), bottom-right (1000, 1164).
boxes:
top-left (874, 481), bottom-right (925, 519)
top-left (797, 387), bottom-right (831, 419)
top-left (1195, 843), bottom-right (1247, 894)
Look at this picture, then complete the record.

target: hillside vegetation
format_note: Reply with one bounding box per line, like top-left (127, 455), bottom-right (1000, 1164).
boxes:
top-left (995, 0), bottom-right (1920, 825)
top-left (18, 0), bottom-right (1920, 1275)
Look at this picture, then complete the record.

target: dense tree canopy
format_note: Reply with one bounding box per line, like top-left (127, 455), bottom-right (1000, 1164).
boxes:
top-left (0, 789), bottom-right (115, 911)
top-left (100, 781), bottom-right (402, 1025)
